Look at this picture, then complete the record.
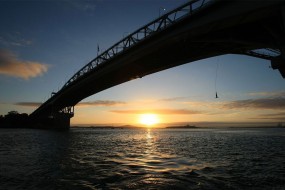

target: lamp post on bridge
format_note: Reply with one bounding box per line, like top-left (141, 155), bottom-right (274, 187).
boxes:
top-left (159, 7), bottom-right (166, 17)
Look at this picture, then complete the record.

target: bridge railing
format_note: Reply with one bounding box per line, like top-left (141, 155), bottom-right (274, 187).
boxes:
top-left (62, 0), bottom-right (214, 89)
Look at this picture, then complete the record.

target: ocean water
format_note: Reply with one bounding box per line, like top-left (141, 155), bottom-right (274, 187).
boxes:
top-left (0, 127), bottom-right (284, 190)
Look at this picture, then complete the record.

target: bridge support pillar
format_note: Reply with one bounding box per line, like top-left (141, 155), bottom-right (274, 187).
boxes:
top-left (31, 106), bottom-right (74, 130)
top-left (271, 54), bottom-right (285, 78)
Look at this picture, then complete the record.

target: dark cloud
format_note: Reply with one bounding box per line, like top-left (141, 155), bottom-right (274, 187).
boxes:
top-left (249, 117), bottom-right (285, 121)
top-left (0, 49), bottom-right (49, 79)
top-left (15, 102), bottom-right (42, 107)
top-left (248, 91), bottom-right (285, 97)
top-left (78, 100), bottom-right (126, 107)
top-left (259, 112), bottom-right (285, 117)
top-left (266, 117), bottom-right (284, 121)
top-left (110, 109), bottom-right (202, 115)
top-left (15, 100), bottom-right (125, 108)
top-left (250, 112), bottom-right (285, 121)
top-left (222, 97), bottom-right (285, 110)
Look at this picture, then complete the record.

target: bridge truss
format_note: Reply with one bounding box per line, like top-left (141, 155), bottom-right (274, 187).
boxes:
top-left (63, 0), bottom-right (215, 88)
top-left (63, 0), bottom-right (283, 90)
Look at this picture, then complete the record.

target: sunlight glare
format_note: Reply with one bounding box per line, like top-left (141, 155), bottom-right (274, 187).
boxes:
top-left (139, 113), bottom-right (159, 126)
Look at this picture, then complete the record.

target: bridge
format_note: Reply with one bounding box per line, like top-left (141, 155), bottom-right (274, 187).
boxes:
top-left (29, 0), bottom-right (285, 129)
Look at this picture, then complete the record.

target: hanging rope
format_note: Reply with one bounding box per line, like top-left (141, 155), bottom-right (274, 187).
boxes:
top-left (215, 58), bottom-right (219, 98)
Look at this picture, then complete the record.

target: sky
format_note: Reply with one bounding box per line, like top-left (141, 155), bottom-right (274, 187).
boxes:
top-left (0, 0), bottom-right (285, 127)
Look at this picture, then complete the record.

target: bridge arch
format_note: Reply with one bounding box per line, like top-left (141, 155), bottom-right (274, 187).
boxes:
top-left (30, 0), bottom-right (285, 129)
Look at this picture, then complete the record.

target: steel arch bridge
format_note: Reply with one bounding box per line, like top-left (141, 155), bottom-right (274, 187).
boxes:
top-left (30, 0), bottom-right (285, 129)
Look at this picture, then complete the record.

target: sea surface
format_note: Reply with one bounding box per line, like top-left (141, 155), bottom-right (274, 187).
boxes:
top-left (0, 127), bottom-right (284, 190)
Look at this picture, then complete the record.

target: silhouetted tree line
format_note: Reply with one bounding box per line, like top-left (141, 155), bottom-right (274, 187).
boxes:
top-left (0, 111), bottom-right (29, 128)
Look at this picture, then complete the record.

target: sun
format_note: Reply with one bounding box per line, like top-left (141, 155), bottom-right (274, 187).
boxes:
top-left (139, 113), bottom-right (159, 127)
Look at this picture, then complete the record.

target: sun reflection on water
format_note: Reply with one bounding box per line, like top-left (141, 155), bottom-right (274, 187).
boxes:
top-left (100, 129), bottom-right (216, 188)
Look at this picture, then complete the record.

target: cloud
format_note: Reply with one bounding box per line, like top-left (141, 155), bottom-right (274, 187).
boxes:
top-left (249, 117), bottom-right (285, 121)
top-left (250, 112), bottom-right (285, 121)
top-left (259, 112), bottom-right (285, 117)
top-left (110, 109), bottom-right (202, 115)
top-left (78, 100), bottom-right (126, 107)
top-left (222, 97), bottom-right (285, 110)
top-left (0, 34), bottom-right (32, 47)
top-left (0, 49), bottom-right (49, 79)
top-left (248, 91), bottom-right (285, 97)
top-left (15, 100), bottom-right (125, 108)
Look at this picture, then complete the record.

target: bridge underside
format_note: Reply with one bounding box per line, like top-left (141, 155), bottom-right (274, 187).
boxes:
top-left (30, 0), bottom-right (285, 129)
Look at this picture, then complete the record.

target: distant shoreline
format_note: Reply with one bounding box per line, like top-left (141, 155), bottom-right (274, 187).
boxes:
top-left (166, 125), bottom-right (197, 129)
top-left (70, 125), bottom-right (285, 129)
top-left (71, 124), bottom-right (199, 129)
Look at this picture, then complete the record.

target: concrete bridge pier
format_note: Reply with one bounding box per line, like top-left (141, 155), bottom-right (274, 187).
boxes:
top-left (31, 106), bottom-right (74, 130)
top-left (271, 54), bottom-right (285, 78)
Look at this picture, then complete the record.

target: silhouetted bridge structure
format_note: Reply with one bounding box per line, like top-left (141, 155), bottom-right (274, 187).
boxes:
top-left (30, 0), bottom-right (285, 129)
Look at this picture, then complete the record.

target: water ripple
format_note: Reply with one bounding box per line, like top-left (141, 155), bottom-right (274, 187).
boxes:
top-left (0, 128), bottom-right (285, 189)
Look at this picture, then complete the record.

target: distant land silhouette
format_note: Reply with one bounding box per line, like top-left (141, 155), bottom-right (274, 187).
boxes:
top-left (1, 111), bottom-right (284, 129)
top-left (72, 124), bottom-right (199, 129)
top-left (0, 111), bottom-right (29, 128)
top-left (166, 124), bottom-right (197, 129)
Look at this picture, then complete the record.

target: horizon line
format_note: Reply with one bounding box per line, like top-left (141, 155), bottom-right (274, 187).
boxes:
top-left (71, 121), bottom-right (283, 128)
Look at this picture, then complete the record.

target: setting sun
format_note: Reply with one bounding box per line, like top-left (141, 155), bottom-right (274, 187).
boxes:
top-left (139, 113), bottom-right (159, 126)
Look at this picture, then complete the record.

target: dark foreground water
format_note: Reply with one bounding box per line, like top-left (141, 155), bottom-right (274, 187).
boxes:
top-left (0, 127), bottom-right (284, 190)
